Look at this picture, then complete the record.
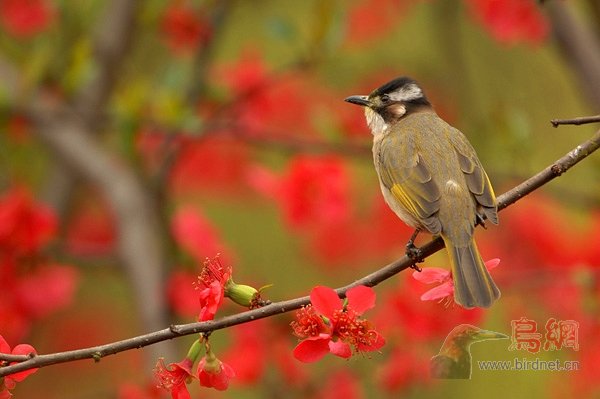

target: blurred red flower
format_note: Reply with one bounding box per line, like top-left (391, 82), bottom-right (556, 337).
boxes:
top-left (65, 195), bottom-right (116, 257)
top-left (161, 3), bottom-right (211, 54)
top-left (376, 276), bottom-right (483, 343)
top-left (346, 0), bottom-right (414, 45)
top-left (0, 187), bottom-right (79, 343)
top-left (248, 155), bottom-right (351, 231)
top-left (170, 206), bottom-right (232, 263)
top-left (0, 0), bottom-right (53, 38)
top-left (216, 52), bottom-right (321, 139)
top-left (377, 348), bottom-right (429, 393)
top-left (466, 0), bottom-right (548, 45)
top-left (166, 271), bottom-right (199, 318)
top-left (169, 137), bottom-right (251, 195)
top-left (0, 187), bottom-right (56, 255)
top-left (317, 370), bottom-right (363, 399)
top-left (292, 285), bottom-right (385, 362)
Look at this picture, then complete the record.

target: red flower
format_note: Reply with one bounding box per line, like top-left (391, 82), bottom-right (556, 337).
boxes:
top-left (466, 0), bottom-right (548, 45)
top-left (0, 335), bottom-right (38, 398)
top-left (160, 4), bottom-right (211, 54)
top-left (153, 357), bottom-right (194, 399)
top-left (248, 156), bottom-right (351, 230)
top-left (196, 255), bottom-right (231, 321)
top-left (346, 0), bottom-right (414, 45)
top-left (0, 187), bottom-right (56, 255)
top-left (291, 285), bottom-right (385, 363)
top-left (167, 271), bottom-right (199, 318)
top-left (0, 0), bottom-right (53, 38)
top-left (13, 263), bottom-right (79, 319)
top-left (317, 370), bottom-right (364, 399)
top-left (171, 206), bottom-right (232, 264)
top-left (197, 351), bottom-right (236, 391)
top-left (412, 258), bottom-right (500, 304)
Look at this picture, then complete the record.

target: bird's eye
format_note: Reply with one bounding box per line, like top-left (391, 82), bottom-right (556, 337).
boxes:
top-left (381, 94), bottom-right (391, 104)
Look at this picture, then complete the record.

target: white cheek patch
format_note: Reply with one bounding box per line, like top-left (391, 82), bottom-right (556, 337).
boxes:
top-left (389, 83), bottom-right (423, 102)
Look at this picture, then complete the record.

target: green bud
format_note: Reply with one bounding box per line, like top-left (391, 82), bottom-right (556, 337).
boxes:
top-left (225, 280), bottom-right (259, 307)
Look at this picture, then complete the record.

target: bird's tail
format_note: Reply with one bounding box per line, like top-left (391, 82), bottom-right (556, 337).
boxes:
top-left (442, 235), bottom-right (500, 309)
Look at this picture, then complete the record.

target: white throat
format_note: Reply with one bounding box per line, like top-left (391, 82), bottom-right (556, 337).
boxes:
top-left (365, 107), bottom-right (389, 137)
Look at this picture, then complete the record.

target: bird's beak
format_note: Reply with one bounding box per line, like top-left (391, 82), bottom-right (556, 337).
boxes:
top-left (344, 95), bottom-right (371, 107)
top-left (473, 330), bottom-right (509, 341)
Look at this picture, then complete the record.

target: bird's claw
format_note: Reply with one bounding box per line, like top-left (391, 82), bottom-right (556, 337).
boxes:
top-left (406, 241), bottom-right (424, 267)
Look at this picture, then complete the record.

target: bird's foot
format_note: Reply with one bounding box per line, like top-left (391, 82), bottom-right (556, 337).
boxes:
top-left (406, 241), bottom-right (424, 269)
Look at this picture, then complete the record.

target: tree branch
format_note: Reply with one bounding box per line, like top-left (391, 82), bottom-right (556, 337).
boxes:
top-left (551, 115), bottom-right (600, 127)
top-left (2, 123), bottom-right (600, 378)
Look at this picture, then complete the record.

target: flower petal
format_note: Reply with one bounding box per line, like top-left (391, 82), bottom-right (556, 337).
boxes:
top-left (420, 281), bottom-right (454, 301)
top-left (345, 285), bottom-right (376, 315)
top-left (412, 267), bottom-right (450, 284)
top-left (0, 335), bottom-right (10, 354)
top-left (293, 338), bottom-right (330, 363)
top-left (310, 286), bottom-right (342, 318)
top-left (328, 340), bottom-right (352, 358)
top-left (485, 258), bottom-right (501, 271)
top-left (9, 344), bottom-right (38, 382)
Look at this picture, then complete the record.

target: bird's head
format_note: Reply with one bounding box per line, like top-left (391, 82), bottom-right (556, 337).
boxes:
top-left (344, 77), bottom-right (431, 136)
top-left (446, 324), bottom-right (508, 349)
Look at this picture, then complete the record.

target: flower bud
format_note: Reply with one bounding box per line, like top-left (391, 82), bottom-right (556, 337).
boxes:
top-left (225, 280), bottom-right (259, 307)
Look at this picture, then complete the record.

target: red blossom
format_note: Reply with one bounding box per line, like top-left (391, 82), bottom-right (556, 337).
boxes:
top-left (169, 136), bottom-right (251, 195)
top-left (197, 351), bottom-right (236, 391)
top-left (216, 52), bottom-right (321, 138)
top-left (154, 357), bottom-right (194, 399)
top-left (377, 348), bottom-right (429, 393)
top-left (13, 263), bottom-right (79, 319)
top-left (412, 258), bottom-right (500, 305)
top-left (166, 271), bottom-right (199, 318)
top-left (345, 0), bottom-right (414, 45)
top-left (0, 0), bottom-right (53, 38)
top-left (220, 322), bottom-right (268, 385)
top-left (160, 4), bottom-right (211, 54)
top-left (171, 206), bottom-right (232, 264)
top-left (0, 335), bottom-right (38, 398)
top-left (64, 195), bottom-right (116, 257)
top-left (317, 370), bottom-right (364, 399)
top-left (292, 285), bottom-right (385, 363)
top-left (249, 155), bottom-right (351, 230)
top-left (375, 276), bottom-right (483, 342)
top-left (466, 0), bottom-right (548, 45)
top-left (0, 187), bottom-right (56, 255)
top-left (196, 255), bottom-right (231, 321)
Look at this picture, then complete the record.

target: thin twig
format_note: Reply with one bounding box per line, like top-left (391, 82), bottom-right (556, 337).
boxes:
top-left (551, 115), bottom-right (600, 127)
top-left (1, 127), bottom-right (599, 378)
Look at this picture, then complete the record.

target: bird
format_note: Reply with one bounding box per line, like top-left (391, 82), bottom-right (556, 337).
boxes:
top-left (344, 76), bottom-right (500, 308)
top-left (430, 324), bottom-right (508, 379)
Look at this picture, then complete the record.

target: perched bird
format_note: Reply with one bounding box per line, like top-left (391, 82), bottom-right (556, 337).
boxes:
top-left (345, 77), bottom-right (499, 308)
top-left (430, 324), bottom-right (508, 379)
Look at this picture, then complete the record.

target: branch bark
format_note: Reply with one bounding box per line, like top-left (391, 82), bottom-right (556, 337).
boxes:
top-left (2, 123), bottom-right (599, 377)
top-left (546, 0), bottom-right (600, 108)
